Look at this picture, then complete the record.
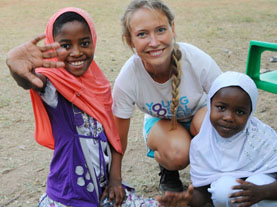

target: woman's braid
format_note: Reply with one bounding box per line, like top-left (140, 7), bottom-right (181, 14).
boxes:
top-left (170, 44), bottom-right (182, 130)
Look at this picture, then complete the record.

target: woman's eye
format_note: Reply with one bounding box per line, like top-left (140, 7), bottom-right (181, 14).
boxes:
top-left (137, 32), bottom-right (146, 38)
top-left (157, 27), bottom-right (166, 33)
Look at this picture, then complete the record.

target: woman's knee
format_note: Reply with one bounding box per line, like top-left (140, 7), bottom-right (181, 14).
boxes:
top-left (148, 120), bottom-right (191, 170)
top-left (156, 136), bottom-right (191, 170)
top-left (159, 146), bottom-right (189, 170)
top-left (208, 176), bottom-right (239, 207)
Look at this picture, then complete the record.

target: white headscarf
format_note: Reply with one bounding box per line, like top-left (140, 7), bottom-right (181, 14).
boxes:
top-left (190, 71), bottom-right (277, 187)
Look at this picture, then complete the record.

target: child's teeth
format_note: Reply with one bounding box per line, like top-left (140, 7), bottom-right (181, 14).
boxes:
top-left (71, 61), bottom-right (83, 66)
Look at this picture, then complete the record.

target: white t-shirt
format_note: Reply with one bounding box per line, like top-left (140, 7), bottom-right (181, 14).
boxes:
top-left (112, 42), bottom-right (222, 122)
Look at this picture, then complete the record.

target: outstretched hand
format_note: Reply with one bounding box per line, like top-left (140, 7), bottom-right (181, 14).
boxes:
top-left (6, 34), bottom-right (66, 89)
top-left (156, 184), bottom-right (194, 207)
top-left (229, 179), bottom-right (262, 207)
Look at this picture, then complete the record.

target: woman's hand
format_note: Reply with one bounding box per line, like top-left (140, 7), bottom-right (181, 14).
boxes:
top-left (6, 34), bottom-right (65, 89)
top-left (229, 179), bottom-right (263, 207)
top-left (156, 184), bottom-right (194, 207)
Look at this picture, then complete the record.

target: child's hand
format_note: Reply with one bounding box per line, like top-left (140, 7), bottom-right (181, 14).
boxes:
top-left (229, 179), bottom-right (262, 207)
top-left (6, 34), bottom-right (65, 89)
top-left (156, 184), bottom-right (193, 207)
top-left (101, 178), bottom-right (125, 207)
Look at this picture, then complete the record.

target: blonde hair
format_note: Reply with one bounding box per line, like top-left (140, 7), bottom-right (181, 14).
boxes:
top-left (121, 0), bottom-right (182, 129)
top-left (170, 44), bottom-right (182, 129)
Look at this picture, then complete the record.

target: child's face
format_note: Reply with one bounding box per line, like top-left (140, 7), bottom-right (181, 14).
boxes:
top-left (210, 86), bottom-right (252, 138)
top-left (128, 8), bottom-right (175, 72)
top-left (54, 20), bottom-right (93, 77)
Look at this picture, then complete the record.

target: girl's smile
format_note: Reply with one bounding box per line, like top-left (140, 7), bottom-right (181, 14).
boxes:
top-left (54, 20), bottom-right (93, 77)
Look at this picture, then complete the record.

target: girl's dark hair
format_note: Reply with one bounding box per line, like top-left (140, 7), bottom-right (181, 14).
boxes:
top-left (53, 12), bottom-right (89, 37)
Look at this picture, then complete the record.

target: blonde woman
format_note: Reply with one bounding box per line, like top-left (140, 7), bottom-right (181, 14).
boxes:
top-left (112, 0), bottom-right (222, 193)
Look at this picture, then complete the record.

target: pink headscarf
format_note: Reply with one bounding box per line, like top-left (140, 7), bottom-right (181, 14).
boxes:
top-left (30, 7), bottom-right (122, 154)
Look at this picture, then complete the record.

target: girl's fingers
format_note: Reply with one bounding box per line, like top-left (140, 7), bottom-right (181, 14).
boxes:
top-left (42, 50), bottom-right (60, 59)
top-left (108, 188), bottom-right (115, 202)
top-left (42, 60), bottom-right (64, 68)
top-left (187, 184), bottom-right (194, 196)
top-left (229, 190), bottom-right (244, 198)
top-left (236, 179), bottom-right (248, 185)
top-left (157, 191), bottom-right (190, 207)
top-left (39, 42), bottom-right (60, 52)
top-left (31, 34), bottom-right (46, 45)
top-left (233, 184), bottom-right (249, 191)
top-left (232, 180), bottom-right (248, 190)
top-left (231, 189), bottom-right (249, 199)
top-left (100, 187), bottom-right (109, 201)
top-left (56, 61), bottom-right (65, 68)
top-left (41, 48), bottom-right (67, 59)
top-left (114, 187), bottom-right (125, 206)
top-left (24, 72), bottom-right (44, 89)
top-left (231, 196), bottom-right (251, 205)
top-left (31, 34), bottom-right (67, 63)
top-left (114, 194), bottom-right (121, 206)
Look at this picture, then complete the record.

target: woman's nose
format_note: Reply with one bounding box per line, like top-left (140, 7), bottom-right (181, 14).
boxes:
top-left (149, 34), bottom-right (159, 47)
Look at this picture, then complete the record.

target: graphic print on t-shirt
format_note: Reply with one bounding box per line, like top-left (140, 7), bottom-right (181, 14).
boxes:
top-left (143, 96), bottom-right (192, 119)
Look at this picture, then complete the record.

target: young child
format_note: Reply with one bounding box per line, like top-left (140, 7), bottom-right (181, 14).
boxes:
top-left (157, 71), bottom-right (277, 207)
top-left (7, 7), bottom-right (158, 207)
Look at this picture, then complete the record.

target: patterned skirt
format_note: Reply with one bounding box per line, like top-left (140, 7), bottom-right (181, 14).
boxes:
top-left (38, 189), bottom-right (159, 207)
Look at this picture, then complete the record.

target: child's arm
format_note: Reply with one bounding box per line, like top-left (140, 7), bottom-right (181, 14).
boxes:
top-left (156, 185), bottom-right (210, 207)
top-left (6, 34), bottom-right (65, 90)
top-left (103, 146), bottom-right (125, 207)
top-left (230, 179), bottom-right (277, 207)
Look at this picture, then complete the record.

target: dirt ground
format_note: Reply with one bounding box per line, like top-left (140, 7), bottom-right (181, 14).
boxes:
top-left (0, 0), bottom-right (277, 206)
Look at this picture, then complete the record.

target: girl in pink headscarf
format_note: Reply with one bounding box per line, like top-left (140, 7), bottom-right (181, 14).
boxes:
top-left (7, 7), bottom-right (158, 207)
